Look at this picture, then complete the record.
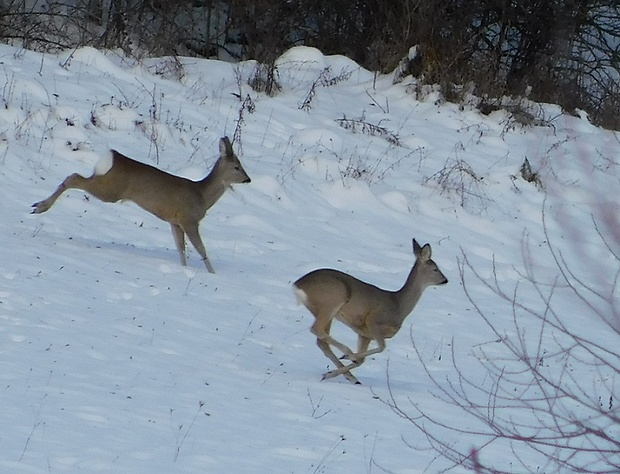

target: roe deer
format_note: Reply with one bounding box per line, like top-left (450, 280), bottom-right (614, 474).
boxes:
top-left (294, 238), bottom-right (448, 384)
top-left (31, 136), bottom-right (251, 272)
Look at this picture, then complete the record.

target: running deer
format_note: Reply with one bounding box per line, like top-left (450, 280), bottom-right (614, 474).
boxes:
top-left (294, 238), bottom-right (448, 384)
top-left (31, 136), bottom-right (251, 272)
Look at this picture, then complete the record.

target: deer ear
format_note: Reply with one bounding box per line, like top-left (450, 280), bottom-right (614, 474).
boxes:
top-left (219, 136), bottom-right (232, 157)
top-left (413, 238), bottom-right (422, 256)
top-left (420, 243), bottom-right (432, 260)
top-left (413, 239), bottom-right (432, 260)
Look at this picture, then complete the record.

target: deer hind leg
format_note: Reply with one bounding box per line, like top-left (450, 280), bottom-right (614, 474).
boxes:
top-left (317, 337), bottom-right (361, 385)
top-left (170, 223), bottom-right (187, 266)
top-left (32, 171), bottom-right (122, 214)
top-left (310, 305), bottom-right (361, 384)
top-left (310, 303), bottom-right (357, 360)
top-left (31, 173), bottom-right (89, 214)
top-left (323, 336), bottom-right (372, 383)
top-left (182, 221), bottom-right (215, 273)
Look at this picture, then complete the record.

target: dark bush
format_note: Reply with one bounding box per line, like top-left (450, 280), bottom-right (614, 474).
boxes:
top-left (1, 0), bottom-right (618, 128)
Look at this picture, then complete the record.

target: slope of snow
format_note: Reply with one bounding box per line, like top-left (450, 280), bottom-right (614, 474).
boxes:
top-left (0, 44), bottom-right (618, 473)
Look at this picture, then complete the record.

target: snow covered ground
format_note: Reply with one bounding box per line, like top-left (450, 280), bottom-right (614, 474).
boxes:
top-left (0, 44), bottom-right (618, 472)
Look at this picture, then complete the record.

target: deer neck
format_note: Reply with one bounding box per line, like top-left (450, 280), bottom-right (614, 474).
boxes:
top-left (394, 264), bottom-right (425, 317)
top-left (199, 162), bottom-right (229, 208)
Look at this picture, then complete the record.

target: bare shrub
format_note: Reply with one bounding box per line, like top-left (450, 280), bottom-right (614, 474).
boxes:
top-left (386, 208), bottom-right (620, 473)
top-left (248, 59), bottom-right (281, 97)
top-left (425, 155), bottom-right (488, 212)
top-left (335, 114), bottom-right (401, 146)
top-left (232, 94), bottom-right (255, 151)
top-left (299, 66), bottom-right (352, 111)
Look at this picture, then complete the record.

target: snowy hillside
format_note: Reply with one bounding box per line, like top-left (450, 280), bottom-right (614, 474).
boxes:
top-left (0, 44), bottom-right (618, 473)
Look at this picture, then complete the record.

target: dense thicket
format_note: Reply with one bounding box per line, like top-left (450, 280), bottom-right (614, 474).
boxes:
top-left (1, 0), bottom-right (618, 128)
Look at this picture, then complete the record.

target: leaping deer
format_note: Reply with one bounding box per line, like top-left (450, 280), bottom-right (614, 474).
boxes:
top-left (294, 238), bottom-right (448, 384)
top-left (31, 136), bottom-right (250, 272)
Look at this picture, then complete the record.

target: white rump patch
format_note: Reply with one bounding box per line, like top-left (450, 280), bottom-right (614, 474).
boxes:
top-left (293, 285), bottom-right (308, 305)
top-left (94, 150), bottom-right (114, 176)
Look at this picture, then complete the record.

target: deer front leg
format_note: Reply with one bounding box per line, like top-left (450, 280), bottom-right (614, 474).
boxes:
top-left (182, 221), bottom-right (215, 273)
top-left (347, 326), bottom-right (387, 361)
top-left (170, 223), bottom-right (187, 266)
